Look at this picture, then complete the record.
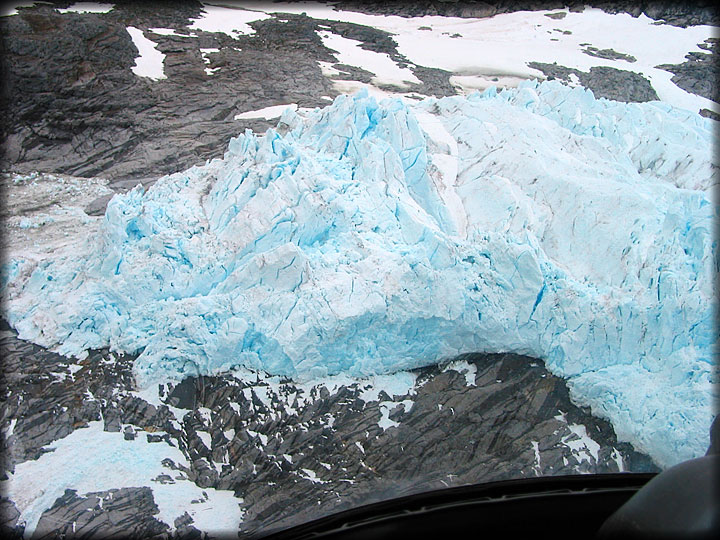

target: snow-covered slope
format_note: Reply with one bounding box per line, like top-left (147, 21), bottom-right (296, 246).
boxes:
top-left (2, 81), bottom-right (716, 467)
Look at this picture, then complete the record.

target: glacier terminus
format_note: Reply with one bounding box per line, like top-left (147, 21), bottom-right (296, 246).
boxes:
top-left (2, 80), bottom-right (717, 469)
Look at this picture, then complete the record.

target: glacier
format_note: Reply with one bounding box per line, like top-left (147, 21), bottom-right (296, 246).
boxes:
top-left (2, 81), bottom-right (717, 468)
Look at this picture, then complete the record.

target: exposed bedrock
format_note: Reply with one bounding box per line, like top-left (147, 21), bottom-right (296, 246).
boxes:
top-left (527, 63), bottom-right (659, 102)
top-left (656, 37), bottom-right (719, 119)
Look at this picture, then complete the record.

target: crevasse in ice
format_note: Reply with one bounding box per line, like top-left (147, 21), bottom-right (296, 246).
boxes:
top-left (3, 81), bottom-right (717, 468)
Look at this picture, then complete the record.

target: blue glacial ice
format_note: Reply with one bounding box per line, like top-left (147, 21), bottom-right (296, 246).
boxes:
top-left (3, 81), bottom-right (717, 468)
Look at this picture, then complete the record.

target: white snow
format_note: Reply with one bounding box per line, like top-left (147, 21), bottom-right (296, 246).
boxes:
top-left (149, 28), bottom-right (185, 36)
top-left (57, 2), bottom-right (113, 14)
top-left (128, 384), bottom-right (187, 424)
top-left (5, 418), bottom-right (17, 438)
top-left (317, 30), bottom-right (421, 88)
top-left (197, 431), bottom-right (212, 449)
top-left (200, 48), bottom-right (221, 76)
top-left (441, 359), bottom-right (477, 387)
top-left (126, 27), bottom-right (167, 80)
top-left (188, 3), bottom-right (271, 40)
top-left (229, 402), bottom-right (242, 414)
top-left (300, 468), bottom-right (326, 483)
top-left (531, 440), bottom-right (542, 476)
top-left (377, 399), bottom-right (414, 431)
top-left (611, 447), bottom-right (626, 472)
top-left (567, 423), bottom-right (601, 462)
top-left (554, 411), bottom-right (602, 467)
top-left (197, 407), bottom-right (213, 423)
top-left (4, 1), bottom-right (716, 114)
top-left (246, 430), bottom-right (268, 446)
top-left (358, 372), bottom-right (418, 403)
top-left (235, 103), bottom-right (298, 120)
top-left (0, 422), bottom-right (243, 536)
top-left (251, 386), bottom-right (273, 408)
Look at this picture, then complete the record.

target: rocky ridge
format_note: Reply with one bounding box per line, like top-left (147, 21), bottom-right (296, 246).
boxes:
top-left (656, 37), bottom-right (720, 120)
top-left (526, 62), bottom-right (659, 102)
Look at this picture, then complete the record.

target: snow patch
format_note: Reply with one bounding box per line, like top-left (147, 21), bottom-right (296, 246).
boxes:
top-left (258, 3), bottom-right (716, 114)
top-left (57, 2), bottom-right (113, 14)
top-left (531, 440), bottom-right (542, 476)
top-left (611, 447), bottom-right (626, 472)
top-left (246, 430), bottom-right (268, 446)
top-left (235, 104), bottom-right (298, 120)
top-left (442, 359), bottom-right (477, 387)
top-left (555, 412), bottom-right (602, 467)
top-left (317, 29), bottom-right (421, 88)
top-left (200, 47), bottom-right (221, 76)
top-left (358, 372), bottom-right (418, 403)
top-left (126, 27), bottom-right (166, 80)
top-left (197, 431), bottom-right (212, 450)
top-left (0, 422), bottom-right (242, 536)
top-left (300, 468), bottom-right (326, 484)
top-left (188, 4), bottom-right (271, 40)
top-left (377, 399), bottom-right (414, 431)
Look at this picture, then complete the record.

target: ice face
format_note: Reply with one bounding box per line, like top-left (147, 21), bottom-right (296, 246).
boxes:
top-left (3, 82), bottom-right (717, 468)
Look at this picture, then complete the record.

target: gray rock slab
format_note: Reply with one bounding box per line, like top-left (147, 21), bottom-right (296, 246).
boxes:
top-left (656, 38), bottom-right (719, 105)
top-left (30, 487), bottom-right (168, 540)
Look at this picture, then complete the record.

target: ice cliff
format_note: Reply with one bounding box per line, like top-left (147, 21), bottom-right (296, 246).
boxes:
top-left (3, 81), bottom-right (717, 468)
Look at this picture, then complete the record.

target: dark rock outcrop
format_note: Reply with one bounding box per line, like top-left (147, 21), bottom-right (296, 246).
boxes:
top-left (0, 3), bottom-right (323, 179)
top-left (582, 46), bottom-right (636, 63)
top-left (30, 488), bottom-right (169, 540)
top-left (657, 37), bottom-right (719, 105)
top-left (0, 497), bottom-right (23, 539)
top-left (528, 62), bottom-right (660, 102)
